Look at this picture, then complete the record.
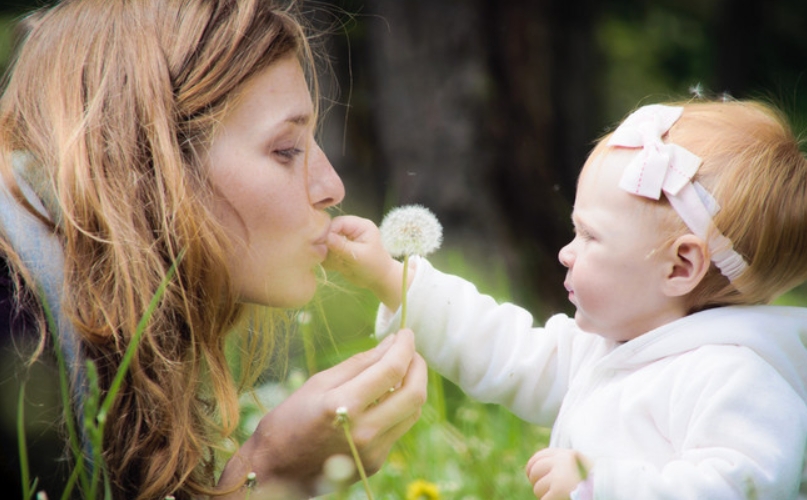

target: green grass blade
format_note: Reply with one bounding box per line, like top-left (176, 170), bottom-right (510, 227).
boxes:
top-left (40, 291), bottom-right (91, 494)
top-left (59, 458), bottom-right (82, 500)
top-left (17, 381), bottom-right (33, 500)
top-left (98, 253), bottom-right (182, 419)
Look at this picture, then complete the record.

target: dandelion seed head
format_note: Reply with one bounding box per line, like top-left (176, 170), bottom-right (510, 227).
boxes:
top-left (379, 204), bottom-right (443, 258)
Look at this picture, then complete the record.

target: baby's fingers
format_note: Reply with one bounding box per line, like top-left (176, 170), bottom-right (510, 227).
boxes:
top-left (329, 215), bottom-right (378, 244)
top-left (325, 216), bottom-right (378, 270)
top-left (526, 452), bottom-right (551, 485)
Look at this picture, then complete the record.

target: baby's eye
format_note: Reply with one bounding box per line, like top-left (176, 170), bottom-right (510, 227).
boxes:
top-left (575, 227), bottom-right (595, 242)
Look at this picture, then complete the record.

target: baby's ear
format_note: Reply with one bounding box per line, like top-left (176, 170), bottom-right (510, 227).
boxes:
top-left (663, 234), bottom-right (709, 297)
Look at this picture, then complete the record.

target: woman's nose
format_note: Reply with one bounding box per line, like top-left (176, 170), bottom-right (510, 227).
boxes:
top-left (308, 144), bottom-right (345, 210)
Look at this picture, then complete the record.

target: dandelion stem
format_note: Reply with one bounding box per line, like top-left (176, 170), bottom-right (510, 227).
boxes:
top-left (337, 412), bottom-right (374, 500)
top-left (400, 254), bottom-right (409, 330)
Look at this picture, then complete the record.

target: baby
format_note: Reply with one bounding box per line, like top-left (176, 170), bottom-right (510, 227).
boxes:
top-left (326, 101), bottom-right (807, 499)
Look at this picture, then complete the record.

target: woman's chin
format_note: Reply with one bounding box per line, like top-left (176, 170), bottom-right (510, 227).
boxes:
top-left (238, 277), bottom-right (317, 309)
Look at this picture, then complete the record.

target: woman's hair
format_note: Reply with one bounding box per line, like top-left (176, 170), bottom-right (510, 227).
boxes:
top-left (0, 0), bottom-right (318, 498)
top-left (600, 99), bottom-right (807, 312)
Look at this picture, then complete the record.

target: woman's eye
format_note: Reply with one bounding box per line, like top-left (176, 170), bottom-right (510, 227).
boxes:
top-left (275, 147), bottom-right (304, 163)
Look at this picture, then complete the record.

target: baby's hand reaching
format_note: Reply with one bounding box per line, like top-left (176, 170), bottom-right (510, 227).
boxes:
top-left (325, 215), bottom-right (407, 310)
top-left (526, 448), bottom-right (592, 500)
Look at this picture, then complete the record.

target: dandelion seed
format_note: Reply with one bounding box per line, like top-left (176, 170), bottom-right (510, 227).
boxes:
top-left (689, 82), bottom-right (704, 99)
top-left (379, 205), bottom-right (443, 258)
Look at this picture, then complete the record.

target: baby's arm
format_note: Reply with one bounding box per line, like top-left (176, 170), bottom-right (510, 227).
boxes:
top-left (325, 215), bottom-right (410, 310)
top-left (326, 215), bottom-right (603, 426)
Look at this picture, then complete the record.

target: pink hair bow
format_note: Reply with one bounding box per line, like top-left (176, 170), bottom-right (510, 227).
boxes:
top-left (607, 104), bottom-right (748, 283)
top-left (608, 104), bottom-right (701, 199)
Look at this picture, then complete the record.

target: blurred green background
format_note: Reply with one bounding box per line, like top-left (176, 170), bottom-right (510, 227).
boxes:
top-left (1, 0), bottom-right (806, 497)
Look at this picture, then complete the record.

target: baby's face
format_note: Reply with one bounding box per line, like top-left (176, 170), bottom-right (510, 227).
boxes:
top-left (558, 148), bottom-right (688, 341)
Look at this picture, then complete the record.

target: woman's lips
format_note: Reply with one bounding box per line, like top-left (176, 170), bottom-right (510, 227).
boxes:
top-left (312, 225), bottom-right (331, 260)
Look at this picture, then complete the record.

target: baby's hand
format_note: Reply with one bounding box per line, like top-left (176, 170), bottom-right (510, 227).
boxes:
top-left (526, 448), bottom-right (591, 500)
top-left (325, 215), bottom-right (406, 310)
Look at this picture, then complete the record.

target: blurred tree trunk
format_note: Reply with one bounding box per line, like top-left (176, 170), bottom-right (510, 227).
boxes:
top-left (325, 0), bottom-right (603, 318)
top-left (713, 0), bottom-right (764, 94)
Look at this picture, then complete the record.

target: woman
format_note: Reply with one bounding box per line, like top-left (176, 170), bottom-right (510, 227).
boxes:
top-left (0, 1), bottom-right (427, 499)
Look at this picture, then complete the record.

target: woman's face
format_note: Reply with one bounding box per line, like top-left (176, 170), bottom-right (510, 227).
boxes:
top-left (207, 56), bottom-right (345, 307)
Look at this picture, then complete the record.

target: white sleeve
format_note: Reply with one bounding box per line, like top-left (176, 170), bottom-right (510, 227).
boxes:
top-left (376, 257), bottom-right (606, 426)
top-left (591, 346), bottom-right (807, 500)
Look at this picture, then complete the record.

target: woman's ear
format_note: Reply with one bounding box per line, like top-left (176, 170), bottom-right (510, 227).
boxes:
top-left (663, 234), bottom-right (709, 297)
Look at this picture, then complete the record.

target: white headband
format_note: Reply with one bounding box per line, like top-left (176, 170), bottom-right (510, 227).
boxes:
top-left (607, 104), bottom-right (748, 282)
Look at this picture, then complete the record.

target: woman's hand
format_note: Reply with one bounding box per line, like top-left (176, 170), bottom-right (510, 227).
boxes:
top-left (217, 329), bottom-right (427, 498)
top-left (324, 215), bottom-right (406, 310)
top-left (526, 448), bottom-right (592, 500)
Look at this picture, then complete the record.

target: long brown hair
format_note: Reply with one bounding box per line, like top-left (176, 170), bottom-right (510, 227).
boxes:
top-left (0, 0), bottom-right (318, 498)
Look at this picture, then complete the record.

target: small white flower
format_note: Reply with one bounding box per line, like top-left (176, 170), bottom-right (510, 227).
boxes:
top-left (323, 454), bottom-right (356, 484)
top-left (296, 310), bottom-right (312, 325)
top-left (245, 471), bottom-right (257, 489)
top-left (335, 406), bottom-right (349, 424)
top-left (379, 204), bottom-right (443, 258)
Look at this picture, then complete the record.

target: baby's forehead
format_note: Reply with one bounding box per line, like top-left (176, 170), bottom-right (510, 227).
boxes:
top-left (576, 147), bottom-right (679, 225)
top-left (579, 147), bottom-right (640, 185)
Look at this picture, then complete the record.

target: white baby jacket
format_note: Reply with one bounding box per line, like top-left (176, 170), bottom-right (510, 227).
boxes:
top-left (377, 257), bottom-right (807, 499)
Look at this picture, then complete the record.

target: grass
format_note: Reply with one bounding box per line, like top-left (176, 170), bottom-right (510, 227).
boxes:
top-left (240, 366), bottom-right (550, 500)
top-left (15, 257), bottom-right (181, 500)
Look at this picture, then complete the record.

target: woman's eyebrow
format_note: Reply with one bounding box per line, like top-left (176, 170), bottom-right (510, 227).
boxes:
top-left (285, 113), bottom-right (311, 126)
